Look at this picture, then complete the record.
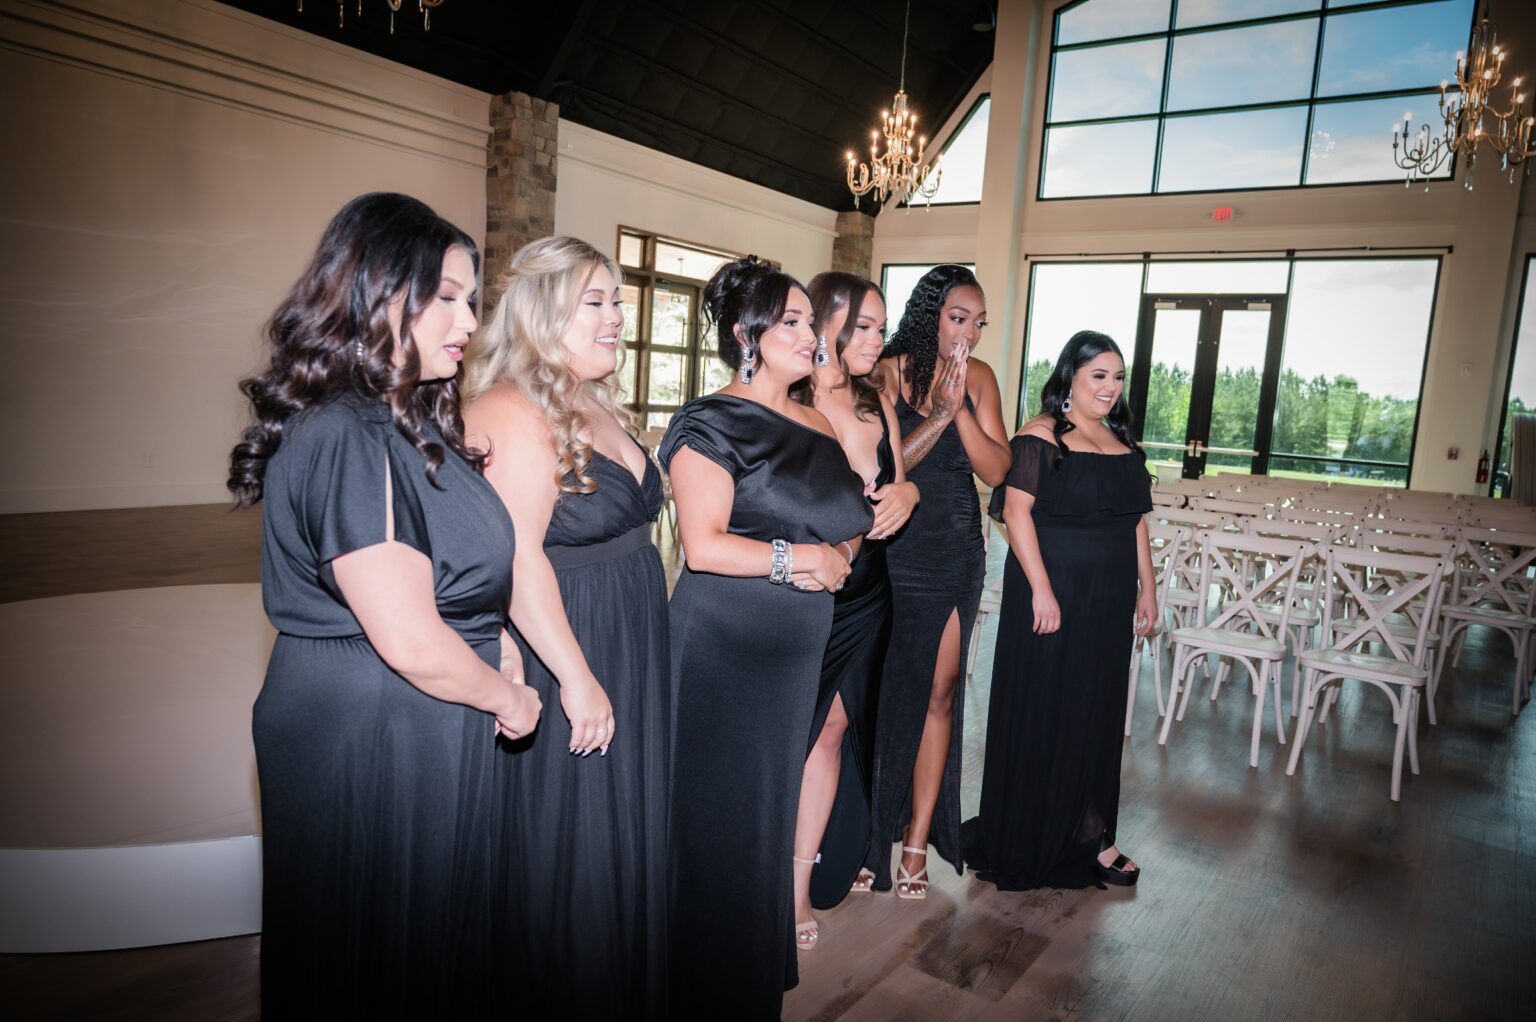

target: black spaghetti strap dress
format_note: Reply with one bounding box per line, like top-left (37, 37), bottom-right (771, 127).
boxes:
top-left (807, 413), bottom-right (896, 910)
top-left (962, 434), bottom-right (1152, 890)
top-left (253, 394), bottom-right (514, 1017)
top-left (499, 440), bottom-right (670, 1019)
top-left (660, 394), bottom-right (871, 1020)
top-left (868, 392), bottom-right (986, 885)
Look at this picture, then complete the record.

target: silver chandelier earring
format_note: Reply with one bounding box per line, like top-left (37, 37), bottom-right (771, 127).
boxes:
top-left (355, 339), bottom-right (366, 360)
top-left (738, 349), bottom-right (756, 385)
top-left (1061, 394), bottom-right (1073, 413)
top-left (813, 333), bottom-right (830, 367)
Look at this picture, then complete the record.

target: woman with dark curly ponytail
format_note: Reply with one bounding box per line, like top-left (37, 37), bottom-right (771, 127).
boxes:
top-left (962, 330), bottom-right (1155, 891)
top-left (870, 264), bottom-right (1011, 899)
top-left (230, 193), bottom-right (541, 1016)
top-left (659, 256), bottom-right (871, 1017)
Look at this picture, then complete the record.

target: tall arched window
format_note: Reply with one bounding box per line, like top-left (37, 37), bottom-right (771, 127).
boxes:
top-left (1040, 0), bottom-right (1476, 198)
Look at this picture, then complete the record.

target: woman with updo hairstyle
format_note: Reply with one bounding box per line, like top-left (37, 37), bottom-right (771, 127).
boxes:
top-left (463, 235), bottom-right (669, 1018)
top-left (229, 192), bottom-right (541, 1015)
top-left (871, 263), bottom-right (1012, 899)
top-left (962, 330), bottom-right (1155, 890)
top-left (785, 272), bottom-right (919, 949)
top-left (659, 255), bottom-right (871, 1016)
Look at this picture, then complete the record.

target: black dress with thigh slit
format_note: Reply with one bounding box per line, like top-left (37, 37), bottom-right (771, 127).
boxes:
top-left (499, 441), bottom-right (670, 1019)
top-left (660, 394), bottom-right (871, 1020)
top-left (867, 393), bottom-right (986, 885)
top-left (962, 434), bottom-right (1152, 890)
top-left (253, 394), bottom-right (515, 1018)
top-left (807, 413), bottom-right (896, 910)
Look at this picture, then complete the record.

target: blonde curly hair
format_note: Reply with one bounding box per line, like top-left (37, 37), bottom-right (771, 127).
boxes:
top-left (465, 236), bottom-right (634, 495)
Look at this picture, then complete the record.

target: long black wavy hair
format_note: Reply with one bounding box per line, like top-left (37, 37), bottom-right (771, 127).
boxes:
top-left (703, 255), bottom-right (807, 374)
top-left (228, 192), bottom-right (483, 507)
top-left (789, 271), bottom-right (886, 420)
top-left (885, 264), bottom-right (982, 409)
top-left (1040, 330), bottom-right (1144, 464)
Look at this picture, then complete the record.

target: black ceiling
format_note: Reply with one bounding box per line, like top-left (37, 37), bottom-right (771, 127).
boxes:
top-left (217, 1), bottom-right (996, 211)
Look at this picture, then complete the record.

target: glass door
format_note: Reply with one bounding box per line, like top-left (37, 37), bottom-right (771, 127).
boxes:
top-left (637, 280), bottom-right (699, 429)
top-left (1129, 293), bottom-right (1287, 479)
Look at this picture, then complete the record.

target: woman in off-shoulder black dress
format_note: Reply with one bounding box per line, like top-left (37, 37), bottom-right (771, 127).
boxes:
top-left (963, 331), bottom-right (1156, 891)
top-left (661, 258), bottom-right (870, 1019)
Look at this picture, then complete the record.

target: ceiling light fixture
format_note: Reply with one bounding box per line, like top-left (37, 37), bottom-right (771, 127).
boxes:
top-left (846, 0), bottom-right (944, 209)
top-left (296, 1), bottom-right (445, 34)
top-left (1393, 1), bottom-right (1533, 189)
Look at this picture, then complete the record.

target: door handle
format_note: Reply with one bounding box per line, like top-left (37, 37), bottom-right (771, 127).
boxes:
top-left (1186, 439), bottom-right (1205, 457)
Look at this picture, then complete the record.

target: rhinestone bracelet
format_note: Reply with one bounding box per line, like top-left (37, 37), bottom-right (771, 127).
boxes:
top-left (769, 538), bottom-right (791, 584)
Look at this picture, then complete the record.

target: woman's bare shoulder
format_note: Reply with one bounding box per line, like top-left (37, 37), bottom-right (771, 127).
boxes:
top-left (1017, 415), bottom-right (1058, 444)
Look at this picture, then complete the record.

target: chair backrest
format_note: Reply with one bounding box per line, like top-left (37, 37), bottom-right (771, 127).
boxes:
top-left (1357, 531), bottom-right (1454, 560)
top-left (1148, 523), bottom-right (1189, 611)
top-left (1191, 530), bottom-right (1312, 640)
top-left (1446, 526), bottom-right (1536, 616)
top-left (1317, 547), bottom-right (1448, 665)
top-left (1194, 497), bottom-right (1268, 518)
top-left (1151, 491), bottom-right (1184, 509)
top-left (1159, 508), bottom-right (1231, 531)
top-left (1247, 519), bottom-right (1338, 546)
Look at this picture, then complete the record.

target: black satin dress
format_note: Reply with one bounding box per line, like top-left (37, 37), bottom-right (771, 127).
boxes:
top-left (660, 394), bottom-right (872, 1020)
top-left (962, 435), bottom-right (1152, 890)
top-left (869, 393), bottom-right (986, 885)
top-left (807, 414), bottom-right (896, 910)
top-left (253, 394), bottom-right (514, 1017)
top-left (500, 441), bottom-right (670, 1018)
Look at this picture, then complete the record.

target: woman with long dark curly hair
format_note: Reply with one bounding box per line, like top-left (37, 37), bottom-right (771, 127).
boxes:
top-left (230, 192), bottom-right (541, 1015)
top-left (660, 256), bottom-right (869, 1018)
top-left (870, 264), bottom-right (1011, 899)
top-left (962, 330), bottom-right (1156, 890)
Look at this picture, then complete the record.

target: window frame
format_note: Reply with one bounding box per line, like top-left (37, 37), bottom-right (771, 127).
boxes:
top-left (1038, 0), bottom-right (1477, 200)
top-left (1014, 253), bottom-right (1442, 486)
top-left (901, 94), bottom-right (991, 208)
top-left (615, 226), bottom-right (748, 425)
top-left (1491, 253), bottom-right (1536, 496)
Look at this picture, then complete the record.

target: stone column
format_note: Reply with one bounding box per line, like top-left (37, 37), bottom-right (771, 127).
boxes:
top-left (484, 91), bottom-right (558, 295)
top-left (831, 210), bottom-right (875, 279)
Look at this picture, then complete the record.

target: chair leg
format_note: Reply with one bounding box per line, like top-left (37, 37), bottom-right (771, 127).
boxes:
top-left (1125, 640), bottom-right (1141, 737)
top-left (1425, 640), bottom-right (1441, 727)
top-left (965, 609), bottom-right (985, 685)
top-left (1249, 662), bottom-right (1267, 769)
top-left (1212, 658), bottom-right (1230, 701)
top-left (1319, 686), bottom-right (1337, 724)
top-left (1175, 654), bottom-right (1201, 722)
top-left (1159, 647), bottom-right (1188, 746)
top-left (1271, 660), bottom-right (1288, 746)
top-left (1390, 692), bottom-right (1408, 803)
top-left (1451, 627), bottom-right (1468, 668)
top-left (1151, 637), bottom-right (1167, 717)
top-left (1407, 688), bottom-right (1421, 777)
top-left (1286, 668), bottom-right (1318, 777)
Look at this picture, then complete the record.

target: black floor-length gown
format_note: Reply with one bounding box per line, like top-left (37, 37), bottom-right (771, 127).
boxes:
top-left (962, 435), bottom-right (1152, 890)
top-left (868, 394), bottom-right (986, 885)
top-left (253, 395), bottom-right (515, 1017)
top-left (808, 415), bottom-right (896, 911)
top-left (500, 441), bottom-right (670, 1018)
top-left (660, 394), bottom-right (871, 1020)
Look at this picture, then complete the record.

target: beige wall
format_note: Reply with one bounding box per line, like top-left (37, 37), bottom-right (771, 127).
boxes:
top-left (554, 119), bottom-right (837, 284)
top-left (872, 0), bottom-right (1534, 494)
top-left (0, 0), bottom-right (491, 513)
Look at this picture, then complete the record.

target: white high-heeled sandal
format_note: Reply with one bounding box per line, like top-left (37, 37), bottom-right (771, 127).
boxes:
top-left (896, 845), bottom-right (929, 900)
top-left (792, 853), bottom-right (820, 950)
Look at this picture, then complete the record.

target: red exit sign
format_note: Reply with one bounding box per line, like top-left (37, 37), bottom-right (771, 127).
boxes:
top-left (1212, 207), bottom-right (1234, 223)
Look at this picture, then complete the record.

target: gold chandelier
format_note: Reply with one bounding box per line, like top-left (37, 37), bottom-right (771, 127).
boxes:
top-left (846, 0), bottom-right (943, 208)
top-left (296, 1), bottom-right (445, 33)
top-left (1393, 2), bottom-right (1534, 189)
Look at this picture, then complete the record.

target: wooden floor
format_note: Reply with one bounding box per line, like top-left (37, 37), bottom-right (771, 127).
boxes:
top-left (3, 512), bottom-right (1533, 1020)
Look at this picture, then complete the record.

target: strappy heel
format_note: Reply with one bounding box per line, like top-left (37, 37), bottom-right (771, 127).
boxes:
top-left (850, 867), bottom-right (876, 893)
top-left (895, 845), bottom-right (929, 900)
top-left (792, 853), bottom-right (820, 950)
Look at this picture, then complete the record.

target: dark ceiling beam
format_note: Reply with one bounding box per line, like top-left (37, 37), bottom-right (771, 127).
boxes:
top-left (845, 0), bottom-right (976, 79)
top-left (537, 0), bottom-right (601, 96)
top-left (570, 87), bottom-right (848, 204)
top-left (751, 0), bottom-right (974, 88)
top-left (582, 35), bottom-right (852, 153)
top-left (627, 0), bottom-right (868, 121)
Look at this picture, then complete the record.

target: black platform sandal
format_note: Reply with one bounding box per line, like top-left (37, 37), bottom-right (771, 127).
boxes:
top-left (1095, 835), bottom-right (1140, 887)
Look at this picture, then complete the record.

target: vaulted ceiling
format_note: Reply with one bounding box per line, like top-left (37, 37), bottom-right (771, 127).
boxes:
top-left (218, 1), bottom-right (996, 211)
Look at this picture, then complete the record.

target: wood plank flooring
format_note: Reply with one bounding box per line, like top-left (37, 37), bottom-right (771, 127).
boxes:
top-left (2, 510), bottom-right (1533, 1020)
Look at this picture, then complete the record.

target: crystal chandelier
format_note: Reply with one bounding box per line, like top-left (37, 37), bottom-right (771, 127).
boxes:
top-left (846, 0), bottom-right (943, 209)
top-left (1393, 2), bottom-right (1534, 189)
top-left (296, 1), bottom-right (445, 33)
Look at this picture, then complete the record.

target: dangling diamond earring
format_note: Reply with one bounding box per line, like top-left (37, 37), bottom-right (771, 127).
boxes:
top-left (355, 339), bottom-right (366, 360)
top-left (813, 333), bottom-right (830, 368)
top-left (738, 349), bottom-right (756, 385)
top-left (1061, 394), bottom-right (1073, 413)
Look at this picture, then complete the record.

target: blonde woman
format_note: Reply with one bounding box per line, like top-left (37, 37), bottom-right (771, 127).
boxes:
top-left (464, 236), bottom-right (668, 1019)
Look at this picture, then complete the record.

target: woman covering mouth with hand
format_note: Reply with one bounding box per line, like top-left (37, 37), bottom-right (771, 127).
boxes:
top-left (464, 235), bottom-right (671, 1018)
